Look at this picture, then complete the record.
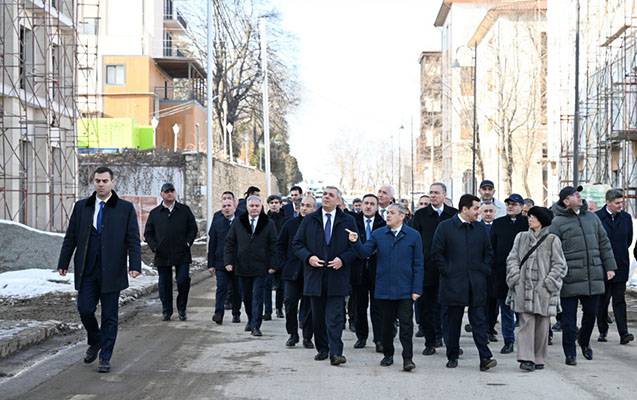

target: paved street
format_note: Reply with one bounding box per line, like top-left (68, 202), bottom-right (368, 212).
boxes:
top-left (1, 274), bottom-right (637, 400)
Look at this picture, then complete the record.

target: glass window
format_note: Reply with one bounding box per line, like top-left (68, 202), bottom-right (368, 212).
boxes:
top-left (105, 64), bottom-right (125, 85)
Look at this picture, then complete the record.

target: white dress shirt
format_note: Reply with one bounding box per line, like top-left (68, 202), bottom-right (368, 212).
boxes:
top-left (93, 192), bottom-right (112, 230)
top-left (322, 209), bottom-right (336, 237)
top-left (248, 215), bottom-right (259, 233)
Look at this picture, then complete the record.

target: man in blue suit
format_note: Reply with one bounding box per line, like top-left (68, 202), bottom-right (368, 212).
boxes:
top-left (57, 166), bottom-right (141, 373)
top-left (348, 203), bottom-right (424, 372)
top-left (292, 186), bottom-right (359, 366)
top-left (282, 185), bottom-right (303, 219)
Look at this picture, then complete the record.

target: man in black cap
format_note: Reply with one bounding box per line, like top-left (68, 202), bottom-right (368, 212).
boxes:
top-left (144, 183), bottom-right (199, 321)
top-left (488, 193), bottom-right (528, 353)
top-left (550, 185), bottom-right (617, 366)
top-left (479, 180), bottom-right (506, 218)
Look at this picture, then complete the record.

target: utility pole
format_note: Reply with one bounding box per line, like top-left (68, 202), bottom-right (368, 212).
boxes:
top-left (573, 0), bottom-right (581, 186)
top-left (206, 0), bottom-right (214, 232)
top-left (472, 44), bottom-right (477, 195)
top-left (398, 125), bottom-right (403, 199)
top-left (260, 17), bottom-right (272, 195)
top-left (410, 118), bottom-right (415, 210)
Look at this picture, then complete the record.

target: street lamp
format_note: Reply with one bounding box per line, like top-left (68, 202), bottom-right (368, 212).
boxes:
top-left (452, 44), bottom-right (478, 194)
top-left (151, 116), bottom-right (159, 149)
top-left (227, 123), bottom-right (234, 163)
top-left (398, 124), bottom-right (404, 199)
top-left (172, 123), bottom-right (180, 152)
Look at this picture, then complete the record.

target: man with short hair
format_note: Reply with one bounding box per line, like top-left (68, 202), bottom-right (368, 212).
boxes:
top-left (57, 166), bottom-right (141, 373)
top-left (348, 203), bottom-right (424, 372)
top-left (351, 194), bottom-right (386, 351)
top-left (417, 195), bottom-right (431, 210)
top-left (479, 203), bottom-right (497, 232)
top-left (477, 202), bottom-right (497, 336)
top-left (224, 195), bottom-right (279, 337)
top-left (522, 198), bottom-right (535, 217)
top-left (550, 185), bottom-right (617, 365)
top-left (265, 194), bottom-right (287, 319)
top-left (479, 180), bottom-right (506, 218)
top-left (279, 195), bottom-right (317, 348)
top-left (283, 186), bottom-right (303, 218)
top-left (431, 194), bottom-right (496, 371)
top-left (351, 198), bottom-right (363, 214)
top-left (595, 189), bottom-right (634, 345)
top-left (411, 182), bottom-right (457, 354)
top-left (377, 185), bottom-right (395, 221)
top-left (293, 186), bottom-right (359, 366)
top-left (208, 198), bottom-right (242, 324)
top-left (237, 186), bottom-right (261, 215)
top-left (144, 183), bottom-right (198, 322)
top-left (489, 194), bottom-right (529, 353)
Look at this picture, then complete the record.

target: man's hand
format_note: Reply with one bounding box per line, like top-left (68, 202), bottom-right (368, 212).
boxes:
top-left (607, 270), bottom-right (615, 281)
top-left (129, 271), bottom-right (141, 278)
top-left (268, 268), bottom-right (276, 274)
top-left (208, 267), bottom-right (215, 276)
top-left (58, 268), bottom-right (67, 277)
top-left (225, 265), bottom-right (233, 272)
top-left (309, 256), bottom-right (325, 268)
top-left (411, 293), bottom-right (421, 301)
top-left (328, 257), bottom-right (343, 270)
top-left (345, 229), bottom-right (358, 243)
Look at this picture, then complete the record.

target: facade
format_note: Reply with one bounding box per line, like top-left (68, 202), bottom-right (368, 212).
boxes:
top-left (418, 51), bottom-right (443, 189)
top-left (0, 0), bottom-right (78, 232)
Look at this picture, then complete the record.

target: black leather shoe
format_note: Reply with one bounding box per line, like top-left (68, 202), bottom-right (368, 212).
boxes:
top-left (500, 342), bottom-right (514, 354)
top-left (488, 333), bottom-right (498, 342)
top-left (286, 335), bottom-right (299, 347)
top-left (263, 313), bottom-right (272, 321)
top-left (303, 339), bottom-right (315, 349)
top-left (620, 333), bottom-right (634, 345)
top-left (535, 364), bottom-right (544, 370)
top-left (232, 315), bottom-right (241, 323)
top-left (520, 361), bottom-right (535, 372)
top-left (434, 338), bottom-right (444, 348)
top-left (422, 346), bottom-right (436, 356)
top-left (162, 313), bottom-right (171, 321)
top-left (314, 352), bottom-right (329, 361)
top-left (548, 336), bottom-right (553, 345)
top-left (251, 328), bottom-right (263, 337)
top-left (330, 355), bottom-right (347, 366)
top-left (375, 342), bottom-right (384, 353)
top-left (97, 359), bottom-right (111, 373)
top-left (415, 327), bottom-right (425, 338)
top-left (565, 356), bottom-right (577, 366)
top-left (354, 339), bottom-right (366, 349)
top-left (552, 321), bottom-right (561, 331)
top-left (403, 359), bottom-right (415, 372)
top-left (580, 345), bottom-right (593, 360)
top-left (244, 323), bottom-right (252, 332)
top-left (84, 345), bottom-right (100, 364)
top-left (276, 309), bottom-right (284, 318)
top-left (212, 313), bottom-right (223, 325)
top-left (597, 333), bottom-right (607, 342)
top-left (380, 356), bottom-right (393, 366)
top-left (479, 358), bottom-right (497, 371)
top-left (178, 312), bottom-right (187, 321)
top-left (464, 324), bottom-right (473, 333)
top-left (446, 359), bottom-right (458, 368)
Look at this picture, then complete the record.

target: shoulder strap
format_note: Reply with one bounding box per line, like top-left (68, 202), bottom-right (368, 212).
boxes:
top-left (520, 234), bottom-right (549, 267)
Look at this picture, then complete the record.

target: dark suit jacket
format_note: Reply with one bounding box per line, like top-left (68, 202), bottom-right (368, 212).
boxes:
top-left (351, 212), bottom-right (386, 286)
top-left (282, 202), bottom-right (296, 219)
top-left (278, 215), bottom-right (304, 281)
top-left (207, 211), bottom-right (235, 269)
top-left (431, 215), bottom-right (493, 307)
top-left (596, 206), bottom-right (633, 283)
top-left (411, 204), bottom-right (458, 287)
top-left (490, 214), bottom-right (529, 298)
top-left (57, 191), bottom-right (141, 293)
top-left (224, 210), bottom-right (279, 277)
top-left (144, 201), bottom-right (198, 267)
top-left (292, 208), bottom-right (359, 297)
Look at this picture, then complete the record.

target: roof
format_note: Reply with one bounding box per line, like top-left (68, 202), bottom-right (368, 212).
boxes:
top-left (153, 57), bottom-right (207, 79)
top-left (468, 0), bottom-right (547, 47)
top-left (433, 0), bottom-right (499, 27)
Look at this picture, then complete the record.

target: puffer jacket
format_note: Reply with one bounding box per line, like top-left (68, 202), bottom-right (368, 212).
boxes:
top-left (505, 228), bottom-right (567, 316)
top-left (549, 201), bottom-right (616, 298)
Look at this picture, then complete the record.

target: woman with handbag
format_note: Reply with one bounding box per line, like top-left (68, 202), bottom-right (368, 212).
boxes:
top-left (505, 206), bottom-right (568, 371)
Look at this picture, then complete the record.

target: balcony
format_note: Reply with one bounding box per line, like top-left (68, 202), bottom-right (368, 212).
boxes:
top-left (154, 84), bottom-right (205, 107)
top-left (164, 4), bottom-right (188, 33)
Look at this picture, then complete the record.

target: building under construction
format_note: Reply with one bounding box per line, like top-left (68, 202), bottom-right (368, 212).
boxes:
top-left (552, 0), bottom-right (637, 214)
top-left (0, 0), bottom-right (86, 232)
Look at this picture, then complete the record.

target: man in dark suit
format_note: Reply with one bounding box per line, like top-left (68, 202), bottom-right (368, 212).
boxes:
top-left (208, 197), bottom-right (242, 324)
top-left (351, 194), bottom-right (386, 351)
top-left (144, 183), bottom-right (198, 322)
top-left (292, 186), bottom-right (359, 366)
top-left (282, 186), bottom-right (303, 218)
top-left (489, 193), bottom-right (528, 353)
top-left (224, 195), bottom-right (278, 336)
top-left (57, 166), bottom-right (141, 373)
top-left (265, 194), bottom-right (288, 320)
top-left (411, 182), bottom-right (457, 355)
top-left (431, 194), bottom-right (497, 371)
top-left (279, 195), bottom-right (317, 348)
top-left (236, 186), bottom-right (261, 215)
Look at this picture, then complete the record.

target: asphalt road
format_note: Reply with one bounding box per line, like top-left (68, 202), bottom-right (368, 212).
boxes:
top-left (1, 274), bottom-right (637, 400)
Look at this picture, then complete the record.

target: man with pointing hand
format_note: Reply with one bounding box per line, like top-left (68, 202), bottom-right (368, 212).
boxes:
top-left (293, 186), bottom-right (359, 366)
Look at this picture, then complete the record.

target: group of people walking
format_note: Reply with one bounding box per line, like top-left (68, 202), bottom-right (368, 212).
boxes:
top-left (57, 166), bottom-right (635, 375)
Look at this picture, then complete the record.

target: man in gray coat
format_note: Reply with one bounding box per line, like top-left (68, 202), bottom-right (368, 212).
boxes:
top-left (550, 186), bottom-right (617, 366)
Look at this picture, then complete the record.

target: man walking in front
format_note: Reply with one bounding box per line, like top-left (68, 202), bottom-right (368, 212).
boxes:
top-left (431, 194), bottom-right (497, 371)
top-left (293, 186), bottom-right (359, 366)
top-left (57, 166), bottom-right (141, 373)
top-left (144, 183), bottom-right (198, 322)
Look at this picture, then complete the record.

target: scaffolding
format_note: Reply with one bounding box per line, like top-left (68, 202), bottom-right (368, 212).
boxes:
top-left (559, 0), bottom-right (637, 215)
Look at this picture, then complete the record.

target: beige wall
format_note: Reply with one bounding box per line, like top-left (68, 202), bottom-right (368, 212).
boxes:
top-left (157, 101), bottom-right (207, 152)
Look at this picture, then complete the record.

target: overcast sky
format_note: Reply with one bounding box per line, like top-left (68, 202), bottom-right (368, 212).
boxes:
top-left (271, 0), bottom-right (440, 185)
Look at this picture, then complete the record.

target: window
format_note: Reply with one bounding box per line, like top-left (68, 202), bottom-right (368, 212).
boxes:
top-left (51, 44), bottom-right (60, 100)
top-left (164, 32), bottom-right (173, 56)
top-left (105, 64), bottom-right (125, 85)
top-left (19, 25), bottom-right (34, 90)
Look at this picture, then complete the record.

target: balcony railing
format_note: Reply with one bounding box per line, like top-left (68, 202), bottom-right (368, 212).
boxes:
top-left (154, 85), bottom-right (204, 106)
top-left (164, 8), bottom-right (188, 31)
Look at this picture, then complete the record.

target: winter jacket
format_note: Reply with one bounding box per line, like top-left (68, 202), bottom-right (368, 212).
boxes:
top-left (595, 206), bottom-right (633, 283)
top-left (278, 215), bottom-right (305, 282)
top-left (505, 228), bottom-right (568, 316)
top-left (223, 211), bottom-right (279, 277)
top-left (549, 201), bottom-right (617, 297)
top-left (144, 201), bottom-right (198, 267)
top-left (490, 214), bottom-right (529, 298)
top-left (207, 211), bottom-right (235, 269)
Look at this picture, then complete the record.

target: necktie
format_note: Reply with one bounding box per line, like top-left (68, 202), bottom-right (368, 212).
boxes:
top-left (226, 218), bottom-right (232, 228)
top-left (324, 213), bottom-right (332, 244)
top-left (437, 208), bottom-right (442, 216)
top-left (380, 209), bottom-right (386, 219)
top-left (96, 201), bottom-right (105, 233)
top-left (392, 229), bottom-right (398, 237)
top-left (250, 218), bottom-right (256, 234)
top-left (365, 219), bottom-right (372, 240)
